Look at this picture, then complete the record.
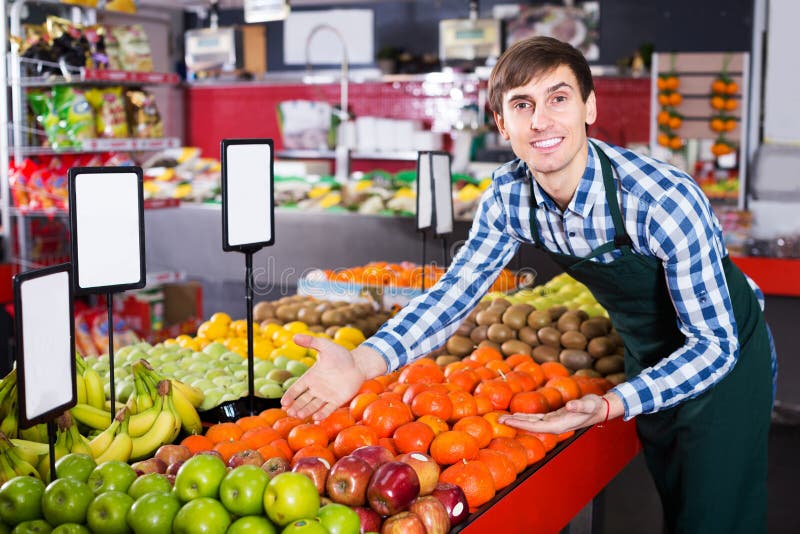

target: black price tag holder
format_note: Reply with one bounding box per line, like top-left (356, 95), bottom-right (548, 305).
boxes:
top-left (68, 166), bottom-right (146, 423)
top-left (416, 151), bottom-right (454, 291)
top-left (13, 263), bottom-right (76, 482)
top-left (221, 139), bottom-right (275, 416)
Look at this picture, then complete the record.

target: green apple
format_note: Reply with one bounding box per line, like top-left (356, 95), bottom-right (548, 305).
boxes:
top-left (127, 473), bottom-right (172, 501)
top-left (54, 453), bottom-right (97, 483)
top-left (86, 490), bottom-right (134, 534)
top-left (254, 360), bottom-right (275, 375)
top-left (41, 478), bottom-right (94, 526)
top-left (226, 515), bottom-right (276, 534)
top-left (171, 498), bottom-right (231, 534)
top-left (173, 454), bottom-right (227, 502)
top-left (282, 377), bottom-right (300, 390)
top-left (157, 362), bottom-right (180, 376)
top-left (205, 369), bottom-right (227, 380)
top-left (9, 519), bottom-right (52, 533)
top-left (219, 465), bottom-right (270, 516)
top-left (266, 369), bottom-right (292, 383)
top-left (317, 503), bottom-right (360, 534)
top-left (0, 476), bottom-right (46, 525)
top-left (203, 342), bottom-right (228, 358)
top-left (220, 392), bottom-right (242, 403)
top-left (233, 369), bottom-right (248, 381)
top-left (51, 523), bottom-right (90, 533)
top-left (189, 378), bottom-right (214, 391)
top-left (272, 356), bottom-right (290, 370)
top-left (281, 518), bottom-right (328, 534)
top-left (219, 352), bottom-right (243, 364)
top-left (125, 491), bottom-right (180, 534)
top-left (258, 383), bottom-right (284, 399)
top-left (187, 362), bottom-right (208, 375)
top-left (199, 389), bottom-right (224, 411)
top-left (263, 472), bottom-right (320, 526)
top-left (88, 460), bottom-right (137, 495)
top-left (286, 361), bottom-right (309, 378)
top-left (211, 376), bottom-right (234, 388)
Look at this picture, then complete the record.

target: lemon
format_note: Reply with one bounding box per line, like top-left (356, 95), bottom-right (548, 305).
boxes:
top-left (197, 320), bottom-right (228, 340)
top-left (261, 323), bottom-right (282, 339)
top-left (209, 312), bottom-right (232, 326)
top-left (280, 341), bottom-right (308, 360)
top-left (163, 338), bottom-right (179, 347)
top-left (180, 338), bottom-right (201, 352)
top-left (334, 339), bottom-right (357, 351)
top-left (271, 329), bottom-right (294, 347)
top-left (253, 338), bottom-right (273, 359)
top-left (334, 326), bottom-right (366, 346)
top-left (226, 338), bottom-right (248, 355)
top-left (283, 321), bottom-right (309, 334)
top-left (195, 336), bottom-right (211, 349)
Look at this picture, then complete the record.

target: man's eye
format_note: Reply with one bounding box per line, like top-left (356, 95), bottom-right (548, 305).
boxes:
top-left (513, 102), bottom-right (531, 110)
top-left (552, 95), bottom-right (567, 103)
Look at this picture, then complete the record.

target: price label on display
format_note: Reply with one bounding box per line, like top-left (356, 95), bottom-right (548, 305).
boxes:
top-left (416, 151), bottom-right (454, 235)
top-left (244, 0), bottom-right (290, 23)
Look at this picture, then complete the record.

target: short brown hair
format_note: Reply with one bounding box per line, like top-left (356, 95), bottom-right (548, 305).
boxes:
top-left (488, 36), bottom-right (594, 114)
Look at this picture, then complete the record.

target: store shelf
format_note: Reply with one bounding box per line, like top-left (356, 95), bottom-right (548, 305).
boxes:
top-left (13, 68), bottom-right (180, 88)
top-left (459, 418), bottom-right (641, 533)
top-left (14, 137), bottom-right (181, 156)
top-left (277, 149), bottom-right (419, 162)
top-left (731, 256), bottom-right (800, 297)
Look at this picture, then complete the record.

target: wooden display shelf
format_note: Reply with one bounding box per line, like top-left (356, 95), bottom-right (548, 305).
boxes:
top-left (458, 418), bottom-right (641, 533)
top-left (731, 256), bottom-right (800, 297)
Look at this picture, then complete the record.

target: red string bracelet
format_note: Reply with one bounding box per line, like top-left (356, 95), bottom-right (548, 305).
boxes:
top-left (598, 397), bottom-right (610, 428)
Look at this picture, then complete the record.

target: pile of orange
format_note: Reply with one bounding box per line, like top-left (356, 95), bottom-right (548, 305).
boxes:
top-left (187, 345), bottom-right (611, 513)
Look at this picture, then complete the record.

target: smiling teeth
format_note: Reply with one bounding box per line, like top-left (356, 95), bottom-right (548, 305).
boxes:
top-left (532, 138), bottom-right (561, 148)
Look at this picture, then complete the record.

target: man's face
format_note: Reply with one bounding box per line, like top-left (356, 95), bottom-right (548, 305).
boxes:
top-left (494, 64), bottom-right (597, 184)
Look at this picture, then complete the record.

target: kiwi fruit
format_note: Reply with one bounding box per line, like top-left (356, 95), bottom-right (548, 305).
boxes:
top-left (487, 324), bottom-right (514, 344)
top-left (517, 326), bottom-right (540, 347)
top-left (325, 325), bottom-right (341, 338)
top-left (502, 307), bottom-right (529, 330)
top-left (490, 298), bottom-right (512, 310)
top-left (296, 307), bottom-right (321, 325)
top-left (467, 301), bottom-right (491, 323)
top-left (275, 305), bottom-right (298, 322)
top-left (436, 355), bottom-right (461, 366)
top-left (260, 318), bottom-right (283, 327)
top-left (532, 344), bottom-right (559, 363)
top-left (561, 330), bottom-right (588, 350)
top-left (594, 355), bottom-right (625, 375)
top-left (321, 309), bottom-right (344, 326)
top-left (526, 310), bottom-right (551, 329)
top-left (475, 309), bottom-right (502, 326)
top-left (500, 339), bottom-right (532, 357)
top-left (478, 340), bottom-right (501, 352)
top-left (253, 301), bottom-right (275, 322)
top-left (456, 320), bottom-right (476, 337)
top-left (574, 368), bottom-right (602, 378)
top-left (446, 335), bottom-right (475, 357)
top-left (580, 317), bottom-right (611, 339)
top-left (587, 336), bottom-right (615, 359)
top-left (470, 325), bottom-right (489, 344)
top-left (608, 330), bottom-right (624, 347)
top-left (559, 349), bottom-right (593, 371)
top-left (547, 305), bottom-right (569, 321)
top-left (556, 311), bottom-right (582, 332)
top-left (537, 326), bottom-right (562, 348)
top-left (605, 372), bottom-right (627, 385)
top-left (308, 325), bottom-right (325, 333)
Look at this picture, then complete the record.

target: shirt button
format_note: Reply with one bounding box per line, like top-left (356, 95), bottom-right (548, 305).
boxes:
top-left (569, 232), bottom-right (576, 237)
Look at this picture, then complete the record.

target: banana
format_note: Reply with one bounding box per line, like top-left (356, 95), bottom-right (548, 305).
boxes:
top-left (129, 409), bottom-right (176, 462)
top-left (83, 368), bottom-right (106, 410)
top-left (171, 385), bottom-right (203, 436)
top-left (128, 393), bottom-right (164, 438)
top-left (9, 439), bottom-right (47, 465)
top-left (171, 379), bottom-right (205, 408)
top-left (6, 447), bottom-right (41, 478)
top-left (88, 419), bottom-right (120, 459)
top-left (71, 403), bottom-right (113, 431)
top-left (164, 391), bottom-right (182, 444)
top-left (0, 454), bottom-right (19, 484)
top-left (18, 423), bottom-right (45, 444)
top-left (75, 372), bottom-right (88, 405)
top-left (95, 430), bottom-right (133, 464)
top-left (0, 405), bottom-right (18, 439)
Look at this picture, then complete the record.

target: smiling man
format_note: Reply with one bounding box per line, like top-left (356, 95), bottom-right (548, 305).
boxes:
top-left (282, 36), bottom-right (775, 533)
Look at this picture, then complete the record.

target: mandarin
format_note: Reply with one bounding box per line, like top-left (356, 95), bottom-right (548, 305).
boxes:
top-left (515, 435), bottom-right (547, 465)
top-left (240, 426), bottom-right (281, 449)
top-left (393, 421), bottom-right (435, 454)
top-left (411, 390), bottom-right (454, 421)
top-left (545, 376), bottom-right (582, 403)
top-left (291, 444), bottom-right (336, 468)
top-left (540, 361), bottom-right (570, 380)
top-left (362, 398), bottom-right (414, 438)
top-left (474, 380), bottom-right (514, 411)
top-left (487, 437), bottom-right (528, 473)
top-left (477, 449), bottom-right (517, 490)
top-left (452, 415), bottom-right (493, 448)
top-left (439, 460), bottom-right (496, 509)
top-left (509, 391), bottom-right (550, 414)
top-left (205, 422), bottom-right (243, 444)
top-left (448, 390), bottom-right (479, 422)
top-left (483, 411), bottom-right (517, 439)
top-left (416, 415), bottom-right (449, 436)
top-left (430, 430), bottom-right (480, 465)
top-left (332, 425), bottom-right (379, 458)
top-left (287, 423), bottom-right (329, 452)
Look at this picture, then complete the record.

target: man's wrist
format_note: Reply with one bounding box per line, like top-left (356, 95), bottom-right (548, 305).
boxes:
top-left (351, 345), bottom-right (389, 380)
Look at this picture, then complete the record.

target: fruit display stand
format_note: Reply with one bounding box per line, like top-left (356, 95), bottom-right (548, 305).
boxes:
top-left (459, 417), bottom-right (640, 533)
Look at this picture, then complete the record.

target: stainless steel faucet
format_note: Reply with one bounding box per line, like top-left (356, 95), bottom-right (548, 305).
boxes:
top-left (305, 24), bottom-right (351, 182)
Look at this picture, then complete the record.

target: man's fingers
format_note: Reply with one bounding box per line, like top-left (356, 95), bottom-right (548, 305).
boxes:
top-left (281, 378), bottom-right (310, 408)
top-left (293, 333), bottom-right (337, 354)
top-left (296, 397), bottom-right (327, 420)
top-left (313, 402), bottom-right (337, 422)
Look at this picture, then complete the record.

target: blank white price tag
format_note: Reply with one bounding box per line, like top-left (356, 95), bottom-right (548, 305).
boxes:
top-left (222, 139), bottom-right (275, 251)
top-left (68, 167), bottom-right (145, 294)
top-left (431, 152), bottom-right (454, 235)
top-left (14, 264), bottom-right (76, 427)
top-left (416, 152), bottom-right (432, 230)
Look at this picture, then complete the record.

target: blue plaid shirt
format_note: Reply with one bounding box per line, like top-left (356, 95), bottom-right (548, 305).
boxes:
top-left (362, 139), bottom-right (777, 419)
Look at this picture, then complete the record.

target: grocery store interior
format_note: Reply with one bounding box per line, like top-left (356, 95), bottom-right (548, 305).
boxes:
top-left (0, 0), bottom-right (799, 533)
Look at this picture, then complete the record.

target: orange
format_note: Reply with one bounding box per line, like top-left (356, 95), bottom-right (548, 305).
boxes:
top-left (205, 422), bottom-right (244, 444)
top-left (287, 423), bottom-right (329, 452)
top-left (332, 425), bottom-right (379, 458)
top-left (393, 421), bottom-right (435, 454)
top-left (574, 376), bottom-right (605, 397)
top-left (545, 376), bottom-right (582, 403)
top-left (556, 430), bottom-right (576, 442)
top-left (378, 437), bottom-right (398, 456)
top-left (537, 387), bottom-right (564, 410)
top-left (357, 379), bottom-right (385, 395)
top-left (257, 442), bottom-right (288, 461)
top-left (378, 391), bottom-right (404, 403)
top-left (485, 360), bottom-right (512, 375)
top-left (477, 449), bottom-right (517, 490)
top-left (515, 435), bottom-right (547, 466)
top-left (362, 398), bottom-right (414, 438)
top-left (483, 411), bottom-right (517, 439)
top-left (411, 390), bottom-right (453, 421)
top-left (474, 367), bottom-right (499, 381)
top-left (268, 438), bottom-right (293, 461)
top-left (349, 392), bottom-right (379, 421)
top-left (540, 361), bottom-right (570, 380)
top-left (387, 382), bottom-right (410, 395)
top-left (474, 380), bottom-right (513, 411)
top-left (514, 361), bottom-right (546, 388)
top-left (318, 408), bottom-right (356, 440)
top-left (291, 444), bottom-right (336, 468)
top-left (374, 370), bottom-right (400, 389)
top-left (272, 416), bottom-right (305, 439)
top-left (474, 395), bottom-right (493, 416)
top-left (447, 390), bottom-right (478, 422)
top-left (504, 371), bottom-right (537, 393)
top-left (401, 383), bottom-right (428, 405)
top-left (212, 440), bottom-right (249, 462)
top-left (259, 408), bottom-right (288, 425)
top-left (509, 391), bottom-right (550, 414)
top-left (240, 426), bottom-right (282, 450)
top-left (430, 430), bottom-right (480, 466)
top-left (180, 434), bottom-right (214, 454)
top-left (445, 369), bottom-right (480, 393)
top-left (444, 360), bottom-right (471, 378)
top-left (487, 437), bottom-right (527, 473)
top-left (471, 346), bottom-right (503, 364)
top-left (504, 353), bottom-right (533, 369)
top-left (520, 431), bottom-right (558, 452)
top-left (452, 415), bottom-right (493, 448)
top-left (398, 363), bottom-right (444, 385)
top-left (236, 415), bottom-right (269, 432)
top-left (416, 414), bottom-right (449, 436)
top-left (439, 460), bottom-right (495, 509)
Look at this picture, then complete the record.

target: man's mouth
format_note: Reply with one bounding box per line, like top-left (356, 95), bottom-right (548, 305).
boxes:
top-left (531, 137), bottom-right (563, 149)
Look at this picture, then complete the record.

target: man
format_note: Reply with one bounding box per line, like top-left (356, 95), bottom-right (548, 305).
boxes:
top-left (282, 36), bottom-right (775, 533)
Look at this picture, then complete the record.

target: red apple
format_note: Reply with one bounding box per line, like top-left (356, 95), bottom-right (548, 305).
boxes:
top-left (291, 457), bottom-right (331, 495)
top-left (195, 449), bottom-right (224, 461)
top-left (326, 455), bottom-right (373, 506)
top-left (165, 460), bottom-right (184, 476)
top-left (227, 449), bottom-right (265, 469)
top-left (353, 506), bottom-right (382, 534)
top-left (409, 495), bottom-right (450, 534)
top-left (367, 461), bottom-right (420, 516)
top-left (261, 457), bottom-right (291, 478)
top-left (131, 457), bottom-right (167, 475)
top-left (396, 452), bottom-right (440, 495)
top-left (165, 474), bottom-right (176, 486)
top-left (351, 445), bottom-right (394, 470)
top-left (381, 511), bottom-right (425, 534)
top-left (430, 482), bottom-right (469, 527)
top-left (154, 444), bottom-right (192, 466)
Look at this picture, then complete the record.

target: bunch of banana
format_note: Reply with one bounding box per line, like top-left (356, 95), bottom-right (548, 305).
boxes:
top-left (76, 353), bottom-right (106, 411)
top-left (32, 413), bottom-right (95, 482)
top-left (128, 380), bottom-right (181, 462)
top-left (0, 369), bottom-right (19, 439)
top-left (0, 431), bottom-right (41, 484)
top-left (88, 407), bottom-right (133, 464)
top-left (132, 359), bottom-right (203, 436)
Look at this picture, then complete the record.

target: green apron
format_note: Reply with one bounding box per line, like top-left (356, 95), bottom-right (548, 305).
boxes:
top-left (528, 144), bottom-right (772, 533)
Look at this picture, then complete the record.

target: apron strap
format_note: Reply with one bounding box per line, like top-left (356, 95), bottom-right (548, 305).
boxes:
top-left (592, 141), bottom-right (633, 256)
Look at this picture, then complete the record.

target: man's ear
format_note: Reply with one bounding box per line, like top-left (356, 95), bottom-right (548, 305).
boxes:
top-left (494, 111), bottom-right (510, 140)
top-left (585, 91), bottom-right (597, 126)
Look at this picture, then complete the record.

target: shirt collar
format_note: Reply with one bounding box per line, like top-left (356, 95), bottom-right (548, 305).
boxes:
top-left (528, 140), bottom-right (604, 218)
